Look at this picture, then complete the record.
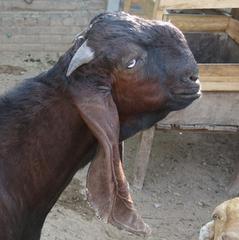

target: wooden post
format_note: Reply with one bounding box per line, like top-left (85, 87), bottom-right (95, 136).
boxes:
top-left (123, 0), bottom-right (132, 12)
top-left (226, 18), bottom-right (239, 45)
top-left (153, 0), bottom-right (161, 19)
top-left (231, 8), bottom-right (239, 20)
top-left (132, 127), bottom-right (155, 189)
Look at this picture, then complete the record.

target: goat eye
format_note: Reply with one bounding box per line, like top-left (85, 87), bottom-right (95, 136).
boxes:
top-left (213, 214), bottom-right (220, 220)
top-left (127, 59), bottom-right (137, 69)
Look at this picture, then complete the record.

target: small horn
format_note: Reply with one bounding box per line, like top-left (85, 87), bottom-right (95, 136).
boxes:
top-left (66, 40), bottom-right (95, 77)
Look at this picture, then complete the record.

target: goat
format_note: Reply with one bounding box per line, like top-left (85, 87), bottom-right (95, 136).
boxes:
top-left (199, 198), bottom-right (239, 240)
top-left (0, 12), bottom-right (200, 239)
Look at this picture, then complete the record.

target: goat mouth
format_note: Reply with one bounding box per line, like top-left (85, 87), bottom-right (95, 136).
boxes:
top-left (175, 92), bottom-right (201, 100)
top-left (173, 80), bottom-right (201, 100)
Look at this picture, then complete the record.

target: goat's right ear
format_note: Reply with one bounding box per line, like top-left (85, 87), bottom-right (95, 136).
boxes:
top-left (68, 80), bottom-right (151, 236)
top-left (66, 40), bottom-right (95, 76)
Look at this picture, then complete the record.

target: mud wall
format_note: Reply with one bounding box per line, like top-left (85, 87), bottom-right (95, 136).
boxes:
top-left (0, 0), bottom-right (106, 53)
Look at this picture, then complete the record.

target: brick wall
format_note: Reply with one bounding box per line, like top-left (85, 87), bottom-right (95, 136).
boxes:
top-left (0, 0), bottom-right (106, 53)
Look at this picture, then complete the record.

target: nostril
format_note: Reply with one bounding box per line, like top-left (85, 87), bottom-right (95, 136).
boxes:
top-left (189, 74), bottom-right (198, 82)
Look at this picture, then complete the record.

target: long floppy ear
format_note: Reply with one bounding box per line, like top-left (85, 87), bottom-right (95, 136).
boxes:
top-left (66, 40), bottom-right (95, 77)
top-left (69, 80), bottom-right (150, 235)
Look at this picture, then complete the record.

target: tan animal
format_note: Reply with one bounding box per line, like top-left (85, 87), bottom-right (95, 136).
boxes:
top-left (199, 198), bottom-right (239, 240)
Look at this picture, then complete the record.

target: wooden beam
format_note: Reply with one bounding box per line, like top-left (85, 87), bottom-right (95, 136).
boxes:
top-left (226, 18), bottom-right (239, 45)
top-left (158, 92), bottom-right (239, 126)
top-left (156, 124), bottom-right (239, 132)
top-left (123, 0), bottom-right (131, 12)
top-left (132, 127), bottom-right (155, 190)
top-left (199, 64), bottom-right (239, 91)
top-left (164, 14), bottom-right (230, 32)
top-left (231, 8), bottom-right (239, 20)
top-left (158, 0), bottom-right (239, 9)
top-left (201, 82), bottom-right (239, 91)
top-left (200, 77), bottom-right (239, 83)
top-left (199, 64), bottom-right (239, 78)
top-left (153, 0), bottom-right (161, 19)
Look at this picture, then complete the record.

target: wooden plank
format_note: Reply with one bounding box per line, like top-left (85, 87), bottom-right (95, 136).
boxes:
top-left (231, 9), bottom-right (239, 21)
top-left (226, 18), bottom-right (239, 45)
top-left (199, 64), bottom-right (239, 91)
top-left (201, 82), bottom-right (239, 91)
top-left (199, 64), bottom-right (239, 77)
top-left (142, 0), bottom-right (156, 19)
top-left (123, 0), bottom-right (132, 12)
top-left (200, 77), bottom-right (239, 82)
top-left (164, 14), bottom-right (230, 32)
top-left (156, 9), bottom-right (164, 20)
top-left (156, 124), bottom-right (239, 132)
top-left (132, 127), bottom-right (155, 190)
top-left (152, 0), bottom-right (160, 19)
top-left (158, 92), bottom-right (239, 126)
top-left (159, 0), bottom-right (239, 9)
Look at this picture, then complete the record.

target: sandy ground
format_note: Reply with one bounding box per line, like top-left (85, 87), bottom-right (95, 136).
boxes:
top-left (0, 52), bottom-right (238, 240)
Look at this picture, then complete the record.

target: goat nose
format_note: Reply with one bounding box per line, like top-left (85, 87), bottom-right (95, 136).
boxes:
top-left (189, 73), bottom-right (199, 82)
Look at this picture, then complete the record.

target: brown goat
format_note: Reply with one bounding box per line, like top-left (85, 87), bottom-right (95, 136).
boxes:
top-left (0, 12), bottom-right (200, 239)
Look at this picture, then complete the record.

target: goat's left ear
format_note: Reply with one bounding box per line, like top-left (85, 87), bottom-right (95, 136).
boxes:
top-left (69, 81), bottom-right (150, 235)
top-left (66, 40), bottom-right (95, 76)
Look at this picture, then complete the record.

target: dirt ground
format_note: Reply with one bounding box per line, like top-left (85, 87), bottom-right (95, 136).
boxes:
top-left (0, 53), bottom-right (238, 240)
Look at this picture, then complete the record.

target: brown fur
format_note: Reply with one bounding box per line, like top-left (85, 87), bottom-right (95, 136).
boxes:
top-left (0, 12), bottom-right (200, 239)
